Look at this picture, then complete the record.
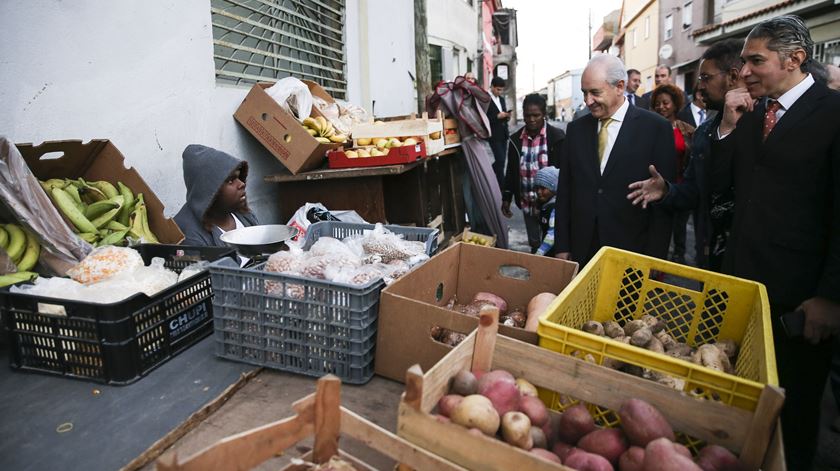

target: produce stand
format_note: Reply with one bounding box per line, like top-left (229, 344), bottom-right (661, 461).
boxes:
top-left (397, 307), bottom-right (787, 470)
top-left (265, 146), bottom-right (466, 244)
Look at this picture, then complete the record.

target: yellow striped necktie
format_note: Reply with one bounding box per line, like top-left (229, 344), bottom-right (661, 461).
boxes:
top-left (598, 117), bottom-right (614, 163)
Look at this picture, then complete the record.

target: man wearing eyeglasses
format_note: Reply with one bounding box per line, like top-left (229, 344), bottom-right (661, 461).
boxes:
top-left (626, 38), bottom-right (743, 270)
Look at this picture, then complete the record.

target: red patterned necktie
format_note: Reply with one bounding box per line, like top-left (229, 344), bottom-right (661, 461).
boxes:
top-left (763, 100), bottom-right (782, 141)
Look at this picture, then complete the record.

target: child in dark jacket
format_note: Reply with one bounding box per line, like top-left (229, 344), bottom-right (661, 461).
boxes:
top-left (534, 166), bottom-right (559, 257)
top-left (174, 145), bottom-right (259, 246)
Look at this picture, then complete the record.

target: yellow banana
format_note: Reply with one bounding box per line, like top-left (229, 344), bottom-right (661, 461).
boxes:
top-left (314, 137), bottom-right (331, 144)
top-left (321, 119), bottom-right (334, 137)
top-left (4, 224), bottom-right (26, 263)
top-left (90, 207), bottom-right (120, 229)
top-left (16, 229), bottom-right (40, 272)
top-left (0, 226), bottom-right (8, 250)
top-left (51, 187), bottom-right (97, 233)
top-left (303, 117), bottom-right (321, 134)
top-left (329, 134), bottom-right (347, 143)
top-left (316, 117), bottom-right (328, 135)
top-left (92, 181), bottom-right (119, 199)
top-left (116, 182), bottom-right (135, 226)
top-left (306, 128), bottom-right (318, 137)
top-left (129, 194), bottom-right (158, 242)
top-left (0, 271), bottom-right (38, 288)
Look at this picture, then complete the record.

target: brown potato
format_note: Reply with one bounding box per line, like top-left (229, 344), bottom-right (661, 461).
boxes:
top-left (500, 411), bottom-right (533, 450)
top-left (450, 370), bottom-right (478, 396)
top-left (604, 320), bottom-right (625, 338)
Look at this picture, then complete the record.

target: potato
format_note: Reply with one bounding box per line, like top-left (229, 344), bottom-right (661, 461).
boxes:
top-left (713, 339), bottom-right (738, 360)
top-left (478, 370), bottom-right (521, 416)
top-left (557, 404), bottom-right (596, 444)
top-left (623, 319), bottom-right (647, 336)
top-left (529, 448), bottom-right (563, 464)
top-left (564, 449), bottom-right (615, 471)
top-left (451, 370), bottom-right (478, 396)
top-left (436, 394), bottom-right (463, 418)
top-left (666, 343), bottom-right (692, 357)
top-left (525, 292), bottom-right (557, 332)
top-left (433, 414), bottom-right (451, 424)
top-left (647, 336), bottom-right (665, 353)
top-left (577, 428), bottom-right (628, 466)
top-left (515, 377), bottom-right (539, 397)
top-left (643, 438), bottom-right (701, 471)
top-left (630, 327), bottom-right (653, 347)
top-left (673, 443), bottom-right (692, 459)
top-left (640, 314), bottom-right (666, 333)
top-left (618, 446), bottom-right (645, 471)
top-left (501, 411), bottom-right (533, 449)
top-left (473, 292), bottom-right (508, 314)
top-left (583, 320), bottom-right (605, 336)
top-left (655, 330), bottom-right (679, 350)
top-left (530, 426), bottom-right (548, 449)
top-left (696, 444), bottom-right (748, 471)
top-left (551, 441), bottom-right (575, 461)
top-left (450, 394), bottom-right (500, 436)
top-left (618, 399), bottom-right (675, 446)
top-left (543, 412), bottom-right (562, 447)
top-left (519, 395), bottom-right (549, 427)
top-left (604, 320), bottom-right (624, 338)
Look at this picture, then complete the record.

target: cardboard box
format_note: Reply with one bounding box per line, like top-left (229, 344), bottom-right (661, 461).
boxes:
top-left (234, 82), bottom-right (341, 175)
top-left (16, 139), bottom-right (184, 244)
top-left (351, 111), bottom-right (445, 156)
top-left (375, 242), bottom-right (578, 382)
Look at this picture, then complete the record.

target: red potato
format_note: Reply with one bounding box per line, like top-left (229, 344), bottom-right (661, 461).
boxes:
top-left (557, 404), bottom-right (597, 445)
top-left (618, 399), bottom-right (675, 447)
top-left (473, 292), bottom-right (508, 314)
top-left (477, 369), bottom-right (515, 391)
top-left (478, 371), bottom-right (521, 416)
top-left (618, 446), bottom-right (645, 471)
top-left (542, 412), bottom-right (562, 447)
top-left (530, 448), bottom-right (563, 464)
top-left (436, 394), bottom-right (463, 418)
top-left (552, 442), bottom-right (575, 461)
top-left (564, 449), bottom-right (615, 471)
top-left (642, 438), bottom-right (702, 471)
top-left (577, 428), bottom-right (629, 466)
top-left (519, 395), bottom-right (549, 427)
top-left (696, 445), bottom-right (748, 471)
top-left (673, 443), bottom-right (692, 459)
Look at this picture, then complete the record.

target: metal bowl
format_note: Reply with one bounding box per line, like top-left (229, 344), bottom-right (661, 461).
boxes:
top-left (219, 224), bottom-right (299, 257)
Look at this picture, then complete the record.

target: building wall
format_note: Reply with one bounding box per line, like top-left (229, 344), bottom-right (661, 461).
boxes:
top-left (428, 0), bottom-right (480, 81)
top-left (623, 0), bottom-right (660, 93)
top-left (0, 0), bottom-right (417, 224)
top-left (659, 0), bottom-right (707, 91)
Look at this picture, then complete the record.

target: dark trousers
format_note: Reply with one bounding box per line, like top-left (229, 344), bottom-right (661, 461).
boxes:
top-left (488, 138), bottom-right (507, 190)
top-left (671, 210), bottom-right (690, 259)
top-left (831, 338), bottom-right (840, 411)
top-left (772, 308), bottom-right (833, 470)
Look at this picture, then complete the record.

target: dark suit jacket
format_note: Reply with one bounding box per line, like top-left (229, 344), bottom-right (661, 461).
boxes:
top-left (710, 83), bottom-right (840, 308)
top-left (487, 95), bottom-right (508, 142)
top-left (677, 104), bottom-right (696, 127)
top-left (640, 91), bottom-right (653, 110)
top-left (556, 105), bottom-right (676, 265)
top-left (627, 93), bottom-right (649, 110)
top-left (503, 124), bottom-right (565, 205)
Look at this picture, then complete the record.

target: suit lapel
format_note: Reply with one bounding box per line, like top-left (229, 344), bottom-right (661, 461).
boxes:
top-left (601, 106), bottom-right (638, 179)
top-left (500, 96), bottom-right (507, 112)
top-left (765, 83), bottom-right (824, 146)
top-left (581, 116), bottom-right (600, 178)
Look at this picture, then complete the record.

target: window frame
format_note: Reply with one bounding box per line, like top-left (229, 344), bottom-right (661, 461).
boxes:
top-left (664, 14), bottom-right (673, 40)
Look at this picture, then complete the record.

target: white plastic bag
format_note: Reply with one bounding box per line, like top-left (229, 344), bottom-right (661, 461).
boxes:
top-left (265, 77), bottom-right (313, 121)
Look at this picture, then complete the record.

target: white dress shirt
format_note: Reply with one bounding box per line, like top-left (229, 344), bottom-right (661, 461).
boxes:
top-left (690, 102), bottom-right (705, 125)
top-left (490, 94), bottom-right (504, 113)
top-left (598, 97), bottom-right (630, 174)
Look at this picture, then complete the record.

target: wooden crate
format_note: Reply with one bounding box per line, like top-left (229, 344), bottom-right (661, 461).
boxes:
top-left (352, 111), bottom-right (445, 156)
top-left (397, 307), bottom-right (786, 471)
top-left (443, 118), bottom-right (460, 145)
top-left (157, 375), bottom-right (465, 471)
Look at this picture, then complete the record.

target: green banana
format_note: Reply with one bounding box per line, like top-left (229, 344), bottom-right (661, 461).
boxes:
top-left (90, 207), bottom-right (120, 229)
top-left (79, 185), bottom-right (107, 205)
top-left (0, 271), bottom-right (38, 288)
top-left (106, 220), bottom-right (128, 231)
top-left (51, 187), bottom-right (97, 233)
top-left (116, 182), bottom-right (135, 226)
top-left (16, 229), bottom-right (40, 272)
top-left (78, 232), bottom-right (98, 244)
top-left (62, 182), bottom-right (84, 206)
top-left (92, 181), bottom-right (119, 199)
top-left (97, 229), bottom-right (128, 247)
top-left (129, 193), bottom-right (158, 242)
top-left (0, 226), bottom-right (8, 250)
top-left (4, 224), bottom-right (26, 263)
top-left (84, 199), bottom-right (120, 220)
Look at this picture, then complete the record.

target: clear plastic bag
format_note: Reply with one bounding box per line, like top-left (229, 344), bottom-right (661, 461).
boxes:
top-left (66, 246), bottom-right (145, 285)
top-left (360, 223), bottom-right (426, 263)
top-left (265, 77), bottom-right (313, 121)
top-left (177, 260), bottom-right (210, 282)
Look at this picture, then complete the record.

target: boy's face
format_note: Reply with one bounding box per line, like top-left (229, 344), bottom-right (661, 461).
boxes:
top-left (215, 168), bottom-right (248, 213)
top-left (536, 186), bottom-right (554, 203)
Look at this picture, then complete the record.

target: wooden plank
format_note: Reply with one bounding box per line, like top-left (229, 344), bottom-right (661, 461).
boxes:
top-left (417, 332), bottom-right (476, 413)
top-left (490, 335), bottom-right (753, 452)
top-left (738, 385), bottom-right (786, 469)
top-left (275, 177), bottom-right (387, 223)
top-left (157, 397), bottom-right (316, 471)
top-left (403, 364), bottom-right (425, 411)
top-left (761, 421), bottom-right (786, 471)
top-left (264, 161), bottom-right (422, 182)
top-left (471, 306), bottom-right (499, 374)
top-left (340, 407), bottom-right (467, 471)
top-left (397, 402), bottom-right (574, 471)
top-left (313, 376), bottom-right (341, 463)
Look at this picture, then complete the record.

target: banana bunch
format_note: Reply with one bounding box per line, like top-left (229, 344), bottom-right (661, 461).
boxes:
top-left (0, 270), bottom-right (37, 288)
top-left (303, 116), bottom-right (347, 144)
top-left (0, 223), bottom-right (41, 271)
top-left (40, 178), bottom-right (160, 247)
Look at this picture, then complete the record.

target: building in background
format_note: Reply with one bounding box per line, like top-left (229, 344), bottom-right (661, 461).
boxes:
top-left (427, 0), bottom-right (481, 86)
top-left (618, 0), bottom-right (661, 94)
top-left (693, 0), bottom-right (840, 67)
top-left (658, 0), bottom-right (708, 93)
top-left (593, 9), bottom-right (622, 54)
top-left (547, 69), bottom-right (584, 121)
top-left (491, 7), bottom-right (519, 121)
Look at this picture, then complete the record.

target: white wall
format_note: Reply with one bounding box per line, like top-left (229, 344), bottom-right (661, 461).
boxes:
top-left (428, 0), bottom-right (479, 81)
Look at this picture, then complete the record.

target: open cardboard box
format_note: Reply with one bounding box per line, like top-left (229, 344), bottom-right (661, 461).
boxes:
top-left (234, 81), bottom-right (342, 175)
top-left (375, 242), bottom-right (578, 382)
top-left (16, 139), bottom-right (183, 244)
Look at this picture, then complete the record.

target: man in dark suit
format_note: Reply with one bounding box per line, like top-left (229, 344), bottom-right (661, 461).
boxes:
top-left (486, 76), bottom-right (510, 188)
top-left (710, 15), bottom-right (840, 469)
top-left (555, 54), bottom-right (675, 266)
top-left (640, 64), bottom-right (673, 108)
top-left (677, 88), bottom-right (713, 127)
top-left (625, 68), bottom-right (650, 109)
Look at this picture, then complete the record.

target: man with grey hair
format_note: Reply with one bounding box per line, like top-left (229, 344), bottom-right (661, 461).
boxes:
top-left (711, 14), bottom-right (840, 468)
top-left (555, 53), bottom-right (675, 266)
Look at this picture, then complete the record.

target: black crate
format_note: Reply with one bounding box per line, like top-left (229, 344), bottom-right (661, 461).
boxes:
top-left (0, 245), bottom-right (235, 385)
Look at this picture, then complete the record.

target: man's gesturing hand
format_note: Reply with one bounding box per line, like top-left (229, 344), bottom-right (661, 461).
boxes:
top-left (627, 165), bottom-right (666, 209)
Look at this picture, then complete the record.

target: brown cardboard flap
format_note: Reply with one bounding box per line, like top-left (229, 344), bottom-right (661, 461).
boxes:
top-left (17, 139), bottom-right (184, 244)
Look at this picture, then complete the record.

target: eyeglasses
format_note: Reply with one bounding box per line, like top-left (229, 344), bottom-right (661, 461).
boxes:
top-left (698, 72), bottom-right (727, 83)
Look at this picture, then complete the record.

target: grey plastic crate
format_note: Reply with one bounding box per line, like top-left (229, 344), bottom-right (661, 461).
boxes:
top-left (302, 221), bottom-right (439, 255)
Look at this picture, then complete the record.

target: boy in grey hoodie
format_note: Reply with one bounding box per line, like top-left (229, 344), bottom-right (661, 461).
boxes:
top-left (174, 145), bottom-right (259, 246)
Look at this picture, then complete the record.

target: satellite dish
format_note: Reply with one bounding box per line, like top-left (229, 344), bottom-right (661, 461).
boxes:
top-left (659, 44), bottom-right (673, 60)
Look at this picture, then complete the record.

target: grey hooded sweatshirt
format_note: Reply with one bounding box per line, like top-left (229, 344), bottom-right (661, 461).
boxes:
top-left (174, 145), bottom-right (259, 246)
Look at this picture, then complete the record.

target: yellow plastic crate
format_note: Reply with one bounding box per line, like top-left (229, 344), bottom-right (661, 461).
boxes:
top-left (537, 247), bottom-right (777, 413)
